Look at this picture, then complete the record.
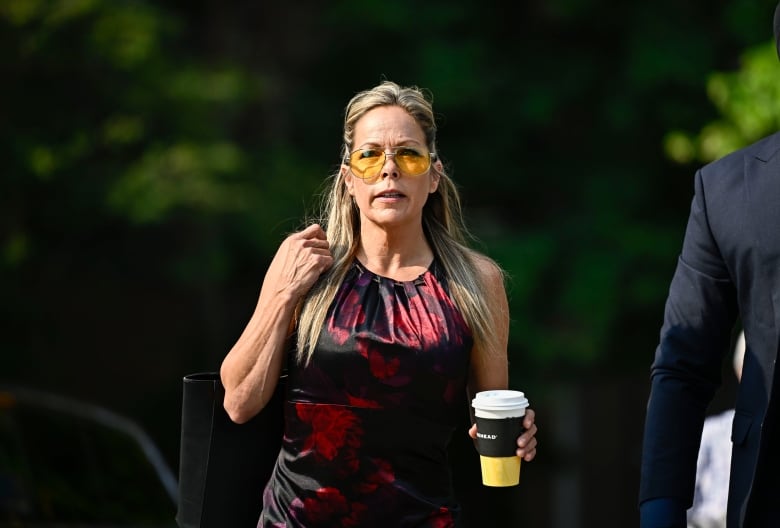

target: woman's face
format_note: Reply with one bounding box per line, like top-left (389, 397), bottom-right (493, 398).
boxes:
top-left (343, 105), bottom-right (440, 231)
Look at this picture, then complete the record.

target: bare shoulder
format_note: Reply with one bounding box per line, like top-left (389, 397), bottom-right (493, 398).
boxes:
top-left (468, 251), bottom-right (505, 289)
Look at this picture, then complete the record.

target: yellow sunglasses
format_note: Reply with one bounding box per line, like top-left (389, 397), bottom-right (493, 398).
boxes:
top-left (345, 146), bottom-right (436, 180)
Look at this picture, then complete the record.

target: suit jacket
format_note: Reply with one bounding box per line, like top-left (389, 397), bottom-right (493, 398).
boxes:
top-left (640, 131), bottom-right (780, 527)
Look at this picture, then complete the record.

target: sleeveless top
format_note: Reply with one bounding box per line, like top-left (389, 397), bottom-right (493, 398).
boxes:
top-left (259, 260), bottom-right (473, 527)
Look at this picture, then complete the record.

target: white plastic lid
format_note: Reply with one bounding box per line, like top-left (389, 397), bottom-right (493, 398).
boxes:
top-left (472, 389), bottom-right (529, 411)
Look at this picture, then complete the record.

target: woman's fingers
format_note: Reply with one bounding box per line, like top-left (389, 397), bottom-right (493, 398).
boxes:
top-left (467, 423), bottom-right (477, 439)
top-left (517, 413), bottom-right (538, 461)
top-left (264, 225), bottom-right (334, 299)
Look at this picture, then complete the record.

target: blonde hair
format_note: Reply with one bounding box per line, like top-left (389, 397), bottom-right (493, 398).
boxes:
top-left (295, 80), bottom-right (503, 364)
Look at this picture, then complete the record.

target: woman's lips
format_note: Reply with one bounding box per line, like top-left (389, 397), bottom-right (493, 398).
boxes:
top-left (375, 191), bottom-right (405, 199)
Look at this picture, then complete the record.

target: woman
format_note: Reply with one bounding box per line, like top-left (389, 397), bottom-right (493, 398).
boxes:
top-left (220, 81), bottom-right (538, 527)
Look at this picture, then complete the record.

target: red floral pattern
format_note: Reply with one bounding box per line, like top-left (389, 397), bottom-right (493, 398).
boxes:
top-left (302, 488), bottom-right (349, 524)
top-left (367, 348), bottom-right (401, 379)
top-left (346, 394), bottom-right (381, 408)
top-left (355, 457), bottom-right (395, 494)
top-left (260, 261), bottom-right (471, 527)
top-left (296, 403), bottom-right (362, 461)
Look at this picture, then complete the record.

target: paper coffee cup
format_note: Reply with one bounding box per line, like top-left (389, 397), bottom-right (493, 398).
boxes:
top-left (472, 390), bottom-right (529, 487)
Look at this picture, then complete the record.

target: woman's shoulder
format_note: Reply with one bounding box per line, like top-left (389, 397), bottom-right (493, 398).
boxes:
top-left (466, 250), bottom-right (505, 285)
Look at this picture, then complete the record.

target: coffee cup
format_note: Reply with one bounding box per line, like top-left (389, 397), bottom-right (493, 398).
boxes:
top-left (471, 389), bottom-right (529, 487)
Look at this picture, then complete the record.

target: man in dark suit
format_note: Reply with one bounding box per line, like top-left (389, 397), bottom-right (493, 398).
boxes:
top-left (640, 4), bottom-right (780, 527)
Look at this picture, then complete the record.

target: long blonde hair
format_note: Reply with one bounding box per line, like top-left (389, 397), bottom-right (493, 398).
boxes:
top-left (295, 80), bottom-right (503, 364)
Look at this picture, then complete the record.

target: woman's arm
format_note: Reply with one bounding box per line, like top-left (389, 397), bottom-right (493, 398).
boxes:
top-left (220, 224), bottom-right (333, 423)
top-left (467, 254), bottom-right (510, 394)
top-left (467, 254), bottom-right (538, 462)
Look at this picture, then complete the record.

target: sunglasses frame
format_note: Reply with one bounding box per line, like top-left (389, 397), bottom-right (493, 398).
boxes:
top-left (344, 146), bottom-right (437, 180)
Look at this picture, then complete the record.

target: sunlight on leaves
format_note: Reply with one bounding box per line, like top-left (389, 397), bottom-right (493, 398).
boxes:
top-left (165, 68), bottom-right (253, 103)
top-left (28, 146), bottom-right (56, 179)
top-left (103, 115), bottom-right (145, 146)
top-left (0, 0), bottom-right (46, 25)
top-left (664, 41), bottom-right (780, 163)
top-left (107, 142), bottom-right (249, 223)
top-left (663, 131), bottom-right (696, 165)
top-left (2, 232), bottom-right (30, 268)
top-left (43, 0), bottom-right (99, 27)
top-left (90, 6), bottom-right (162, 69)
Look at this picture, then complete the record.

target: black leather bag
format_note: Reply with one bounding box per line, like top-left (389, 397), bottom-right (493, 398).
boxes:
top-left (175, 372), bottom-right (285, 528)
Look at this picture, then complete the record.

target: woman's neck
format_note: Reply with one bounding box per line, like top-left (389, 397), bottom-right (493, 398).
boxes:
top-left (356, 223), bottom-right (433, 281)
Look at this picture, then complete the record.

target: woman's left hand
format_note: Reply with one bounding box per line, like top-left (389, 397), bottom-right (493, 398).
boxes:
top-left (468, 408), bottom-right (538, 462)
top-left (516, 408), bottom-right (537, 461)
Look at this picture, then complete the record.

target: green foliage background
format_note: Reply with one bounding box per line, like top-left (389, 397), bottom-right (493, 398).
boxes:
top-left (2, 0), bottom-right (779, 524)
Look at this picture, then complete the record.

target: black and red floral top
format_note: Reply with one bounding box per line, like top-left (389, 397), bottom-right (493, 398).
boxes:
top-left (260, 259), bottom-right (473, 527)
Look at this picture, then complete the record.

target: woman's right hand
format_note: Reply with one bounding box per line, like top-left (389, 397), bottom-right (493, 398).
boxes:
top-left (263, 224), bottom-right (333, 301)
top-left (221, 224), bottom-right (332, 423)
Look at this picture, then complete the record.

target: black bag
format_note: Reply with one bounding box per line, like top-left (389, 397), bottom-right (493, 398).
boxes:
top-left (176, 372), bottom-right (285, 528)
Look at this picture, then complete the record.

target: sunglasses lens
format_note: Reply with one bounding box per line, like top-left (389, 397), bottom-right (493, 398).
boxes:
top-left (394, 147), bottom-right (430, 176)
top-left (348, 147), bottom-right (431, 179)
top-left (349, 149), bottom-right (384, 179)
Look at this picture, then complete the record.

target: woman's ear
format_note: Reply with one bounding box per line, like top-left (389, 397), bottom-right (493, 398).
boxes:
top-left (429, 159), bottom-right (443, 193)
top-left (342, 165), bottom-right (355, 196)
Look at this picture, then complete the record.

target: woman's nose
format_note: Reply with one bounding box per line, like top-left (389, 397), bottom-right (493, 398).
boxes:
top-left (380, 152), bottom-right (400, 178)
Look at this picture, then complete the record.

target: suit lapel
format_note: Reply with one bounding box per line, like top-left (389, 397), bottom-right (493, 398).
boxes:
top-left (744, 132), bottom-right (780, 399)
top-left (745, 133), bottom-right (780, 268)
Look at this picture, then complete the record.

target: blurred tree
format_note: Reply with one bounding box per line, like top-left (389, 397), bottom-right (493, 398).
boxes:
top-left (2, 0), bottom-right (779, 434)
top-left (664, 40), bottom-right (780, 163)
top-left (0, 0), bottom-right (331, 462)
top-left (3, 2), bottom-right (780, 526)
top-left (0, 0), bottom-right (323, 375)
